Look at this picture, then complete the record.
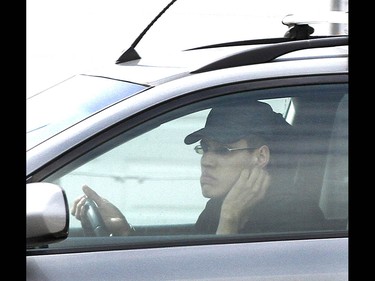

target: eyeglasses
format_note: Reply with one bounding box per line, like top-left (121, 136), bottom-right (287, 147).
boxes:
top-left (194, 144), bottom-right (258, 156)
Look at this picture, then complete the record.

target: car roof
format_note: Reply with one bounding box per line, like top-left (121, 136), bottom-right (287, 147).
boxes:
top-left (75, 4), bottom-right (348, 86)
top-left (83, 36), bottom-right (348, 87)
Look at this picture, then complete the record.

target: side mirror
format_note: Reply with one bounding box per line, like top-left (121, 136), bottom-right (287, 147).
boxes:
top-left (26, 182), bottom-right (69, 248)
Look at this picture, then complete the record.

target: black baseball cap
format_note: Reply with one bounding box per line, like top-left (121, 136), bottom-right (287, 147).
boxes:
top-left (184, 100), bottom-right (294, 145)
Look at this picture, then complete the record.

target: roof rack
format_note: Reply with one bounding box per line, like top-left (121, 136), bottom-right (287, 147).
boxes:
top-left (116, 4), bottom-right (348, 66)
top-left (185, 35), bottom-right (332, 51)
top-left (191, 36), bottom-right (348, 74)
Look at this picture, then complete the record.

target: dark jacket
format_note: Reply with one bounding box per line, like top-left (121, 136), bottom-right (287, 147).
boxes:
top-left (195, 192), bottom-right (327, 234)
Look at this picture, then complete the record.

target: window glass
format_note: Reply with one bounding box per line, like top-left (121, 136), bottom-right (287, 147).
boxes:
top-left (45, 83), bottom-right (348, 247)
top-left (59, 109), bottom-right (210, 227)
top-left (27, 75), bottom-right (147, 150)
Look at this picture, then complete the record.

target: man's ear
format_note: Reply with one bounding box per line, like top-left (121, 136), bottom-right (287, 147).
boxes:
top-left (255, 145), bottom-right (270, 168)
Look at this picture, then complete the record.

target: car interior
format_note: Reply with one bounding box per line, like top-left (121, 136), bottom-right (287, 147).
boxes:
top-left (291, 91), bottom-right (348, 230)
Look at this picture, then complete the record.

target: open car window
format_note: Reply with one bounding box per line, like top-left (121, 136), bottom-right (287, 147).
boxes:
top-left (41, 82), bottom-right (347, 251)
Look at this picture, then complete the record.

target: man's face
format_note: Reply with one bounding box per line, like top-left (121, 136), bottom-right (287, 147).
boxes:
top-left (199, 138), bottom-right (258, 198)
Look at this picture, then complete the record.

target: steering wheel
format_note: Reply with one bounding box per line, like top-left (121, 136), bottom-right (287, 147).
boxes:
top-left (82, 198), bottom-right (110, 236)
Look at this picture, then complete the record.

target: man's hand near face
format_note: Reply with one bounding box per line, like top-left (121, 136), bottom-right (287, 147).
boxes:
top-left (216, 166), bottom-right (270, 234)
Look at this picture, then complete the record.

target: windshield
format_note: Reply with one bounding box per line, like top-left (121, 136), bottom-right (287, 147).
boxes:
top-left (27, 75), bottom-right (147, 150)
top-left (136, 0), bottom-right (348, 56)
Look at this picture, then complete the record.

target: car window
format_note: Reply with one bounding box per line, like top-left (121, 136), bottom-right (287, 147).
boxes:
top-left (43, 82), bottom-right (348, 250)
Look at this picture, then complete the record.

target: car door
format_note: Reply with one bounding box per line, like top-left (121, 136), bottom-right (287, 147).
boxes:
top-left (27, 75), bottom-right (348, 281)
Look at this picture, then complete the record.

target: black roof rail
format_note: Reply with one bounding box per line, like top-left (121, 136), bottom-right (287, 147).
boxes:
top-left (185, 35), bottom-right (333, 51)
top-left (191, 36), bottom-right (348, 74)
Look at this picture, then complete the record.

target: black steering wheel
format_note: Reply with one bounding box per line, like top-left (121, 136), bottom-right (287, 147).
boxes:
top-left (82, 198), bottom-right (110, 237)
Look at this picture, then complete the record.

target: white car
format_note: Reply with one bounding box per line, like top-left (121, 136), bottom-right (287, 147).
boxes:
top-left (27, 2), bottom-right (348, 280)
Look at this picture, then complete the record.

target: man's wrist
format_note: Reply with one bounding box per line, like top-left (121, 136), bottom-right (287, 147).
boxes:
top-left (216, 216), bottom-right (240, 234)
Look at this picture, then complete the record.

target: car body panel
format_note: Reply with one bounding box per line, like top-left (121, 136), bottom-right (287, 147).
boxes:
top-left (27, 238), bottom-right (347, 281)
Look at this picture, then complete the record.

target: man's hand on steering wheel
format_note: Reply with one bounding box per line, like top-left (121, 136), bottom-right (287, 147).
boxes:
top-left (71, 185), bottom-right (134, 236)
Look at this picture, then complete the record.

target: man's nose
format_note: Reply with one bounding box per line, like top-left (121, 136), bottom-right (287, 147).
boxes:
top-left (201, 151), bottom-right (216, 167)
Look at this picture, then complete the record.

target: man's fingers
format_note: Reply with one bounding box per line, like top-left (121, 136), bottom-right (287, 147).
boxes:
top-left (233, 169), bottom-right (251, 189)
top-left (82, 185), bottom-right (104, 206)
top-left (70, 195), bottom-right (86, 219)
top-left (240, 166), bottom-right (270, 202)
top-left (252, 169), bottom-right (270, 200)
top-left (233, 167), bottom-right (270, 197)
